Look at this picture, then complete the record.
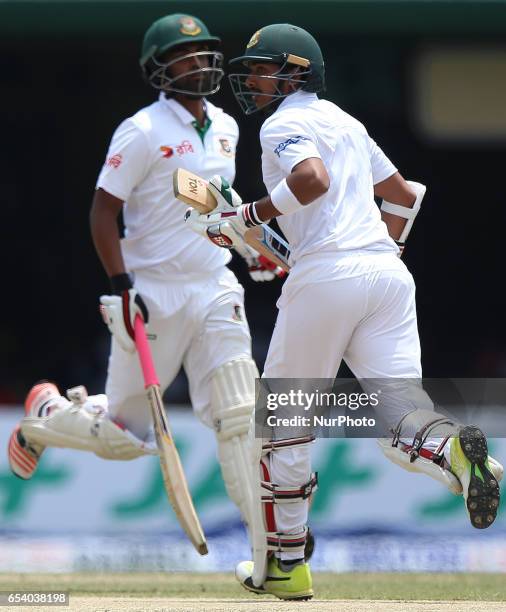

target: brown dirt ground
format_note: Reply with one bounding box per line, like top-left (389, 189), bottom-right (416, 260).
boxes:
top-left (9, 598), bottom-right (505, 612)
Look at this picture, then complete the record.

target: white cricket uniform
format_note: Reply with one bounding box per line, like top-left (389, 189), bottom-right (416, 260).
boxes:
top-left (96, 94), bottom-right (252, 438)
top-left (259, 91), bottom-right (423, 550)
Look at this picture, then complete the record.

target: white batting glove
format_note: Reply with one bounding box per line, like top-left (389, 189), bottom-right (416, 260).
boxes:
top-left (184, 208), bottom-right (244, 248)
top-left (207, 175), bottom-right (243, 211)
top-left (233, 241), bottom-right (286, 281)
top-left (99, 274), bottom-right (149, 353)
top-left (184, 202), bottom-right (262, 246)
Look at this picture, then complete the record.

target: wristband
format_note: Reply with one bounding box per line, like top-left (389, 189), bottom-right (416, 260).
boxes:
top-left (110, 273), bottom-right (133, 295)
top-left (241, 202), bottom-right (263, 228)
top-left (270, 178), bottom-right (304, 216)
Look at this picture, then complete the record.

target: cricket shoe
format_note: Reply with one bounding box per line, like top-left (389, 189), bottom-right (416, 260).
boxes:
top-left (450, 425), bottom-right (501, 529)
top-left (8, 382), bottom-right (62, 479)
top-left (236, 557), bottom-right (313, 600)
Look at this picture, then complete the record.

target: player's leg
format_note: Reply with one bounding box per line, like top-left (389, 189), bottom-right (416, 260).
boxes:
top-left (9, 300), bottom-right (194, 478)
top-left (183, 270), bottom-right (256, 529)
top-left (8, 378), bottom-right (158, 480)
top-left (343, 262), bottom-right (501, 528)
top-left (237, 275), bottom-right (366, 598)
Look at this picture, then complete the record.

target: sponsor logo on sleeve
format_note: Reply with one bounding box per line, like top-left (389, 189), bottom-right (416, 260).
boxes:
top-left (106, 153), bottom-right (123, 168)
top-left (274, 135), bottom-right (310, 157)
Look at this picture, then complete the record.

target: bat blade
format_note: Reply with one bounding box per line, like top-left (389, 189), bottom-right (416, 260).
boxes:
top-left (147, 384), bottom-right (208, 555)
top-left (173, 168), bottom-right (291, 271)
top-left (134, 316), bottom-right (207, 555)
top-left (173, 167), bottom-right (217, 213)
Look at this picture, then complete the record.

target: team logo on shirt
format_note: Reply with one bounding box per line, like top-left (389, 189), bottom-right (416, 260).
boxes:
top-left (218, 138), bottom-right (234, 157)
top-left (274, 135), bottom-right (310, 157)
top-left (179, 17), bottom-right (202, 36)
top-left (160, 146), bottom-right (174, 158)
top-left (106, 153), bottom-right (122, 168)
top-left (247, 29), bottom-right (261, 48)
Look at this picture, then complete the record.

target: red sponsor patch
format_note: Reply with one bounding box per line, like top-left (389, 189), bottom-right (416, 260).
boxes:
top-left (160, 146), bottom-right (174, 158)
top-left (106, 154), bottom-right (122, 168)
top-left (176, 140), bottom-right (194, 156)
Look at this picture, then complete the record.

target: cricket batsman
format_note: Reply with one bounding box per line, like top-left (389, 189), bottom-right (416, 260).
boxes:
top-left (185, 24), bottom-right (503, 599)
top-left (7, 13), bottom-right (282, 547)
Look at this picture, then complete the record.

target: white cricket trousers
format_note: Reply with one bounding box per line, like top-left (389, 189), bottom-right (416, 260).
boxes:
top-left (262, 251), bottom-right (422, 553)
top-left (105, 267), bottom-right (252, 439)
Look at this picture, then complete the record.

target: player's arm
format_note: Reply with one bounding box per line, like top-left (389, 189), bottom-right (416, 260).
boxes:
top-left (253, 157), bottom-right (330, 221)
top-left (375, 172), bottom-right (426, 253)
top-left (90, 188), bottom-right (126, 277)
top-left (90, 187), bottom-right (148, 352)
top-left (375, 172), bottom-right (417, 241)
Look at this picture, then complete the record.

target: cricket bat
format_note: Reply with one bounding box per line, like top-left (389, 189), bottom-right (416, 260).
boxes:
top-left (173, 168), bottom-right (290, 272)
top-left (134, 315), bottom-right (208, 556)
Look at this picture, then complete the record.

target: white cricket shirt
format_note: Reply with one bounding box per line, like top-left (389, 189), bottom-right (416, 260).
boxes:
top-left (261, 91), bottom-right (398, 265)
top-left (96, 94), bottom-right (238, 277)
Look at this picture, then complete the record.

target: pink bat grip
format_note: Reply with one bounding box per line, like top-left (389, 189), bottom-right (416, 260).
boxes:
top-left (134, 315), bottom-right (159, 388)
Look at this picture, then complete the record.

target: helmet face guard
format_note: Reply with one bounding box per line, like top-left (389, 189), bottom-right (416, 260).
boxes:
top-left (143, 49), bottom-right (224, 97)
top-left (228, 57), bottom-right (310, 115)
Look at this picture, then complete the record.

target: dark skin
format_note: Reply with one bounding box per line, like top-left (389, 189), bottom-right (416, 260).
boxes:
top-left (245, 62), bottom-right (415, 239)
top-left (90, 42), bottom-right (210, 278)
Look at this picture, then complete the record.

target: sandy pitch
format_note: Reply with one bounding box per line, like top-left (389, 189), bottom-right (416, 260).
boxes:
top-left (11, 598), bottom-right (503, 612)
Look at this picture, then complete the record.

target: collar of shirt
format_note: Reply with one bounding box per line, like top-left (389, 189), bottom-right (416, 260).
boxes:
top-left (158, 93), bottom-right (222, 123)
top-left (276, 90), bottom-right (318, 112)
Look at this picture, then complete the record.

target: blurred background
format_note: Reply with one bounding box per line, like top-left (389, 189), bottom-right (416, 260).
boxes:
top-left (2, 0), bottom-right (506, 402)
top-left (1, 0), bottom-right (506, 573)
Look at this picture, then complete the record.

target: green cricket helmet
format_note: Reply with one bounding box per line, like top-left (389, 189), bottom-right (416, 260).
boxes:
top-left (140, 14), bottom-right (224, 97)
top-left (228, 24), bottom-right (325, 114)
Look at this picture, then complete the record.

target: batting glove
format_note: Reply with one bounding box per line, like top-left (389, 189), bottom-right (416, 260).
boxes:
top-left (100, 273), bottom-right (149, 353)
top-left (184, 202), bottom-right (262, 246)
top-left (233, 241), bottom-right (286, 281)
top-left (207, 175), bottom-right (242, 211)
top-left (184, 174), bottom-right (263, 248)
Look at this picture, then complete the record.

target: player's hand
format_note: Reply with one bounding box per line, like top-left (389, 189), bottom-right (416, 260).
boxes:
top-left (184, 208), bottom-right (241, 248)
top-left (100, 275), bottom-right (149, 353)
top-left (184, 201), bottom-right (262, 246)
top-left (207, 175), bottom-right (242, 211)
top-left (233, 241), bottom-right (286, 281)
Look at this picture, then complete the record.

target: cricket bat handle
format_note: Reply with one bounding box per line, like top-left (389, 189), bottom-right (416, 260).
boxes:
top-left (134, 316), bottom-right (158, 388)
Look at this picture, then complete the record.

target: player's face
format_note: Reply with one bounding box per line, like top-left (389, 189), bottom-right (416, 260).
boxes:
top-left (159, 42), bottom-right (221, 98)
top-left (245, 62), bottom-right (284, 110)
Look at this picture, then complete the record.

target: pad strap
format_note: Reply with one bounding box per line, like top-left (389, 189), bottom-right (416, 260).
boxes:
top-left (261, 473), bottom-right (318, 504)
top-left (266, 526), bottom-right (308, 555)
top-left (262, 434), bottom-right (315, 453)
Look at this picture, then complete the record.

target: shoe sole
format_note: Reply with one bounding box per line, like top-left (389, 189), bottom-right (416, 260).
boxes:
top-left (271, 593), bottom-right (314, 601)
top-left (240, 578), bottom-right (266, 596)
top-left (240, 579), bottom-right (313, 600)
top-left (459, 425), bottom-right (500, 529)
top-left (8, 427), bottom-right (37, 480)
